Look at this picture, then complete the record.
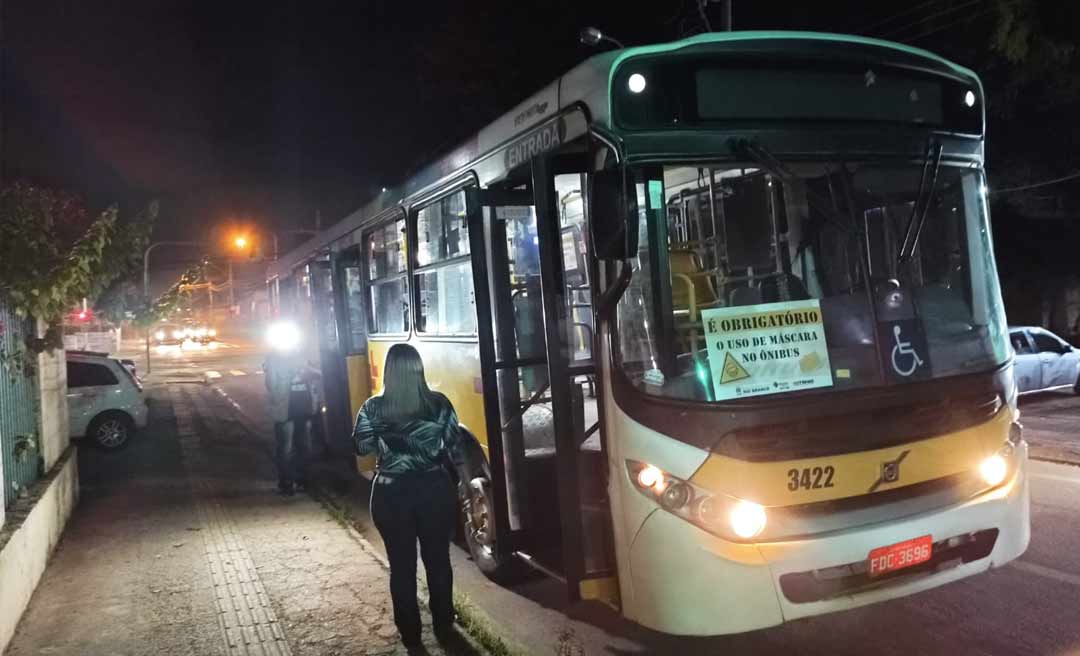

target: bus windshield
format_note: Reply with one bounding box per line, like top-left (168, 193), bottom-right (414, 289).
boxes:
top-left (615, 161), bottom-right (1010, 404)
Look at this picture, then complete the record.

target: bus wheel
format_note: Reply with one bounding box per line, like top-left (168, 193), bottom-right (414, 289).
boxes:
top-left (460, 475), bottom-right (514, 581)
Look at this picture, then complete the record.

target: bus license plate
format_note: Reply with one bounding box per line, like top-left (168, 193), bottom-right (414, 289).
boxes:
top-left (868, 535), bottom-right (932, 576)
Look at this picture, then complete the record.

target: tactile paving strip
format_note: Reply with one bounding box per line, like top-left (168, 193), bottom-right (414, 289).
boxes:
top-left (172, 386), bottom-right (293, 656)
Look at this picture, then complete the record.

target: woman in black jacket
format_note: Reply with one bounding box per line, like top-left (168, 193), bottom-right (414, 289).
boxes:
top-left (353, 343), bottom-right (462, 649)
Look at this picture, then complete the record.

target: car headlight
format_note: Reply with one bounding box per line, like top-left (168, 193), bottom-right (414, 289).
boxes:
top-left (196, 327), bottom-right (207, 337)
top-left (172, 330), bottom-right (184, 339)
top-left (154, 330), bottom-right (165, 340)
top-left (208, 328), bottom-right (217, 337)
top-left (627, 460), bottom-right (767, 541)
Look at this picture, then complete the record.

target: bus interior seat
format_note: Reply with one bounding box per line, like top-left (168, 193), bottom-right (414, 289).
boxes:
top-left (669, 249), bottom-right (722, 319)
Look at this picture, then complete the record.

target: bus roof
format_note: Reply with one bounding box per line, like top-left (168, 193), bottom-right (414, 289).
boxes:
top-left (269, 31), bottom-right (979, 280)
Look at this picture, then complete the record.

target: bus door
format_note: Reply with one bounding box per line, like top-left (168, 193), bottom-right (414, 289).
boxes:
top-left (469, 154), bottom-right (616, 603)
top-left (308, 260), bottom-right (352, 456)
top-left (333, 247), bottom-right (373, 469)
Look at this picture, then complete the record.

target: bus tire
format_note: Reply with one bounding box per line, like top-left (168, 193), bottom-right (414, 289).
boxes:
top-left (456, 435), bottom-right (516, 581)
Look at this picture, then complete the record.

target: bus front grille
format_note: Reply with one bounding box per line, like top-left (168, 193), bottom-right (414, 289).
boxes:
top-left (715, 392), bottom-right (1002, 462)
top-left (778, 529), bottom-right (999, 604)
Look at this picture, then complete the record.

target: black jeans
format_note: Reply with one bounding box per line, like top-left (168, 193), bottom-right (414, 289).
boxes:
top-left (371, 469), bottom-right (456, 645)
top-left (273, 417), bottom-right (309, 488)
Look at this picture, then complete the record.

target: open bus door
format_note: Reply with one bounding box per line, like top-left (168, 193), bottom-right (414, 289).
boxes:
top-left (467, 153), bottom-right (617, 604)
top-left (307, 260), bottom-right (353, 457)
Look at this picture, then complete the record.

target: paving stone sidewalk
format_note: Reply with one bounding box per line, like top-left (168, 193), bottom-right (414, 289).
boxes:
top-left (5, 385), bottom-right (483, 656)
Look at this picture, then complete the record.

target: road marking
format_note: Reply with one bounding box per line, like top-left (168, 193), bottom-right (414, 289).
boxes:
top-left (1031, 473), bottom-right (1080, 485)
top-left (205, 371), bottom-right (223, 380)
top-left (229, 370), bottom-right (247, 377)
top-left (1011, 560), bottom-right (1080, 588)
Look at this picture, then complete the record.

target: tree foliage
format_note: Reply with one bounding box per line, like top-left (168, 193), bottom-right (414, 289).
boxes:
top-left (0, 182), bottom-right (157, 351)
top-left (135, 263), bottom-right (205, 327)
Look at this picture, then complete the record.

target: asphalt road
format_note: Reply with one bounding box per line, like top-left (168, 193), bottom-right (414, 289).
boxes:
top-left (121, 338), bottom-right (1080, 656)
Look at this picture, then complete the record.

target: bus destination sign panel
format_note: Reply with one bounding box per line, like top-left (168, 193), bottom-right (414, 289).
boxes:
top-left (700, 299), bottom-right (834, 401)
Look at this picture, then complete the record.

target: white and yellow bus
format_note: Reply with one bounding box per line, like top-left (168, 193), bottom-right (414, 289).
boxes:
top-left (269, 31), bottom-right (1029, 635)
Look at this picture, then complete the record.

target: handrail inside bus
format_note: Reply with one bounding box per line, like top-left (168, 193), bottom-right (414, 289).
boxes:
top-left (501, 380), bottom-right (552, 431)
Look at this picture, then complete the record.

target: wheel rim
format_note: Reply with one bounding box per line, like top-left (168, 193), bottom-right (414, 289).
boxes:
top-left (463, 477), bottom-right (494, 557)
top-left (96, 419), bottom-right (126, 447)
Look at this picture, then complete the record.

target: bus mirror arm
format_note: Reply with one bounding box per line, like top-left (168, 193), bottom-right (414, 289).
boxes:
top-left (596, 260), bottom-right (633, 322)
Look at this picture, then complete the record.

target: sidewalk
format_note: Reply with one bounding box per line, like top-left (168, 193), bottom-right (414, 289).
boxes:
top-left (4, 384), bottom-right (487, 656)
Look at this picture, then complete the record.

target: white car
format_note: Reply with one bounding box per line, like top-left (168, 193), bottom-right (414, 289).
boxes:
top-left (66, 351), bottom-right (149, 449)
top-left (1009, 326), bottom-right (1080, 395)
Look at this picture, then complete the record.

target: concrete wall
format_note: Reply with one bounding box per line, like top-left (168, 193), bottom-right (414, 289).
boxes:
top-left (0, 321), bottom-right (78, 653)
top-left (37, 320), bottom-right (70, 470)
top-left (0, 448), bottom-right (79, 653)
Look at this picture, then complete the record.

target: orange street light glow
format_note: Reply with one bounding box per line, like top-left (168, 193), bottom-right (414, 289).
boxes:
top-left (234, 236), bottom-right (248, 249)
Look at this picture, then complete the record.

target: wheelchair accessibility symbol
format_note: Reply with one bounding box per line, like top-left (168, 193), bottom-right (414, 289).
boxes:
top-left (890, 324), bottom-right (924, 377)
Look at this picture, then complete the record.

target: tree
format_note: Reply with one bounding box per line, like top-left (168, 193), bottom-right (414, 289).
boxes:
top-left (0, 182), bottom-right (157, 351)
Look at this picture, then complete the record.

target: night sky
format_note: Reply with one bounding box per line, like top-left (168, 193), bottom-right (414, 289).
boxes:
top-left (1, 0), bottom-right (1068, 279)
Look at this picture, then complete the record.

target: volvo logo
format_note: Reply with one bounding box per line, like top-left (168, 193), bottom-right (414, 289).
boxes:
top-left (869, 450), bottom-right (910, 493)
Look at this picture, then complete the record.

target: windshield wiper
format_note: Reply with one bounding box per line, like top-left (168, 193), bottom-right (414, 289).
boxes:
top-left (898, 139), bottom-right (944, 263)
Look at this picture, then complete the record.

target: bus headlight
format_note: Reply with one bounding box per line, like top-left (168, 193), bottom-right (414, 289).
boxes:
top-left (627, 460), bottom-right (767, 541)
top-left (979, 454), bottom-right (1009, 487)
top-left (636, 464), bottom-right (664, 490)
top-left (729, 500), bottom-right (767, 539)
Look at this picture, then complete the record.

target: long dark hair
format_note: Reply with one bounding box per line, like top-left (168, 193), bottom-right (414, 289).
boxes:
top-left (381, 343), bottom-right (439, 422)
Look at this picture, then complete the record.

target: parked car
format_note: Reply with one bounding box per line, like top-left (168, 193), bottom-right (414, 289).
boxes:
top-left (66, 351), bottom-right (149, 449)
top-left (1009, 326), bottom-right (1080, 394)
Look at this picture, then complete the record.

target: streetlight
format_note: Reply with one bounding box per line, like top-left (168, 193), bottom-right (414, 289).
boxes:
top-left (228, 235), bottom-right (252, 308)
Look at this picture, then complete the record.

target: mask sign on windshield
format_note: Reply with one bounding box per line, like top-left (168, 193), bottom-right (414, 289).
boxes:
top-left (700, 299), bottom-right (834, 401)
top-left (879, 319), bottom-right (932, 383)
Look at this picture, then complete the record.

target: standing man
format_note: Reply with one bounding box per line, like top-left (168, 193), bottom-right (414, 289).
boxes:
top-left (264, 320), bottom-right (317, 495)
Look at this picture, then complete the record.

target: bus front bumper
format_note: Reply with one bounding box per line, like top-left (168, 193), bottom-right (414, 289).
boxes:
top-left (626, 443), bottom-right (1030, 636)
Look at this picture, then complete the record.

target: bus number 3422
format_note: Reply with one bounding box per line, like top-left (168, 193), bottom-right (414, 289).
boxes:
top-left (787, 466), bottom-right (836, 491)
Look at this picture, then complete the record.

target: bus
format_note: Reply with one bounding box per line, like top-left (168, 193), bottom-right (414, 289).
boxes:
top-left (268, 31), bottom-right (1029, 636)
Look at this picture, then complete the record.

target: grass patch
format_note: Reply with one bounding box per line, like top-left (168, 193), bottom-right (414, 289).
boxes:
top-left (452, 591), bottom-right (526, 656)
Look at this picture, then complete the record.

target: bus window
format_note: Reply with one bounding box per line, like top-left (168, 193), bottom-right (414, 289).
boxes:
top-left (365, 218), bottom-right (409, 335)
top-left (417, 191), bottom-right (470, 266)
top-left (416, 261), bottom-right (477, 335)
top-left (415, 190), bottom-right (477, 336)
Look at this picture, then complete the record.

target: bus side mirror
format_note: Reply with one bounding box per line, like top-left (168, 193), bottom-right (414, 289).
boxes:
top-left (589, 167), bottom-right (639, 260)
